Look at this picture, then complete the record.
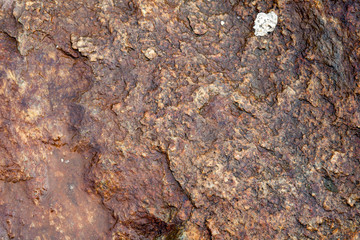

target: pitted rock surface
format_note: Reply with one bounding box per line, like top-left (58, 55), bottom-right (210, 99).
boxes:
top-left (0, 0), bottom-right (360, 239)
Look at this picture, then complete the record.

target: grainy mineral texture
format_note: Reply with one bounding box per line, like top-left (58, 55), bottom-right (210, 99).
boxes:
top-left (0, 0), bottom-right (360, 239)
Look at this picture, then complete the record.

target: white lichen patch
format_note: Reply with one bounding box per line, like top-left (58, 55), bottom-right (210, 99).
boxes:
top-left (253, 12), bottom-right (278, 37)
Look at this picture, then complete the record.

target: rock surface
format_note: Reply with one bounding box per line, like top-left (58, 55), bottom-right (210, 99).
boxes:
top-left (0, 0), bottom-right (360, 239)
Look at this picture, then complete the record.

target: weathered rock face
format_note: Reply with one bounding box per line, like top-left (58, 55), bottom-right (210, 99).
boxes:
top-left (0, 0), bottom-right (360, 239)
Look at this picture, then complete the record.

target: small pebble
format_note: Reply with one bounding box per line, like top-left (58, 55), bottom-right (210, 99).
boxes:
top-left (143, 48), bottom-right (157, 60)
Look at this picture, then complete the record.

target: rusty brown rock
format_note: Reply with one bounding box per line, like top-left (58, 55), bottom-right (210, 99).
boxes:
top-left (0, 0), bottom-right (360, 239)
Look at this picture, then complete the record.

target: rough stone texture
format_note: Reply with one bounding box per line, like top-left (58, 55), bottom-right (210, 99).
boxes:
top-left (0, 0), bottom-right (359, 239)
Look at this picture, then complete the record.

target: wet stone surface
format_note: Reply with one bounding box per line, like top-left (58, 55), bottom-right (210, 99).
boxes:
top-left (0, 0), bottom-right (360, 239)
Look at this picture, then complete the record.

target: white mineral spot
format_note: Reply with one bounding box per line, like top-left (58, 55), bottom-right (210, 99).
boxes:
top-left (65, 160), bottom-right (70, 164)
top-left (61, 158), bottom-right (64, 162)
top-left (253, 12), bottom-right (278, 37)
top-left (220, 21), bottom-right (225, 26)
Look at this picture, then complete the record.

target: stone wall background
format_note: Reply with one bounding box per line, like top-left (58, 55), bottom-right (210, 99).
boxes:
top-left (0, 0), bottom-right (359, 239)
